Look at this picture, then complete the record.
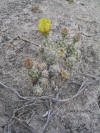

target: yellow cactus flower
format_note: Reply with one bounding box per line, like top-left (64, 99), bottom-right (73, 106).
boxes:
top-left (59, 49), bottom-right (64, 56)
top-left (38, 18), bottom-right (51, 33)
top-left (60, 70), bottom-right (68, 79)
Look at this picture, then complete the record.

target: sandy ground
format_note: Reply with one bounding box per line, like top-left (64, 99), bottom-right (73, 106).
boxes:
top-left (0, 0), bottom-right (100, 133)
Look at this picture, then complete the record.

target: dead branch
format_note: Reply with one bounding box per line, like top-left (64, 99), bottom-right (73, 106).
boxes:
top-left (0, 81), bottom-right (30, 100)
top-left (11, 35), bottom-right (40, 47)
top-left (0, 75), bottom-right (100, 103)
top-left (41, 110), bottom-right (51, 133)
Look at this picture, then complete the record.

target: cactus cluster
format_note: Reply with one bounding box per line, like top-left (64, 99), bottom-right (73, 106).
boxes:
top-left (24, 18), bottom-right (81, 96)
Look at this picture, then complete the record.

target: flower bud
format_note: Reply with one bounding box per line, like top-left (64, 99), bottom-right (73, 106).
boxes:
top-left (24, 58), bottom-right (33, 69)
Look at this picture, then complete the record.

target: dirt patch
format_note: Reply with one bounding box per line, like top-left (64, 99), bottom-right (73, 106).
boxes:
top-left (0, 0), bottom-right (100, 133)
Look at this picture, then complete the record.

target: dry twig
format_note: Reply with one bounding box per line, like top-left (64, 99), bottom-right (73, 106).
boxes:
top-left (0, 81), bottom-right (30, 100)
top-left (41, 110), bottom-right (52, 133)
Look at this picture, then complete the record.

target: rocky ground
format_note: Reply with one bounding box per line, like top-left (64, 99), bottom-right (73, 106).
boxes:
top-left (0, 0), bottom-right (100, 133)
